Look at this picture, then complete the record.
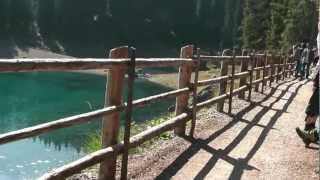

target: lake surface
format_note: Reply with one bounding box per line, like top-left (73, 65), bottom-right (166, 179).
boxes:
top-left (0, 72), bottom-right (173, 180)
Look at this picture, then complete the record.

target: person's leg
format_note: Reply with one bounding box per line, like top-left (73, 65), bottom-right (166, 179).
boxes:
top-left (304, 88), bottom-right (319, 130)
top-left (306, 63), bottom-right (310, 78)
top-left (305, 116), bottom-right (317, 130)
top-left (295, 60), bottom-right (300, 77)
top-left (296, 127), bottom-right (319, 147)
top-left (300, 63), bottom-right (305, 79)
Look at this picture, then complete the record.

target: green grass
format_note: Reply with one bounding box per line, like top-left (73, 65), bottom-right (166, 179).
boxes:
top-left (84, 113), bottom-right (174, 154)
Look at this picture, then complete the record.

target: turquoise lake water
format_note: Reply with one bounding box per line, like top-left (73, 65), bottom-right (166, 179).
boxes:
top-left (0, 72), bottom-right (173, 180)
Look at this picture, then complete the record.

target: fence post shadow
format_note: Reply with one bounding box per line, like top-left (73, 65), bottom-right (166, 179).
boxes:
top-left (156, 79), bottom-right (305, 180)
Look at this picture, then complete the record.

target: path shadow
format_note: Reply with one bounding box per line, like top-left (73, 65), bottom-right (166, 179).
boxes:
top-left (156, 79), bottom-right (308, 180)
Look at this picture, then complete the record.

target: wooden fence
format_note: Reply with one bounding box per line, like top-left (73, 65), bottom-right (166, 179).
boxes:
top-left (0, 45), bottom-right (295, 180)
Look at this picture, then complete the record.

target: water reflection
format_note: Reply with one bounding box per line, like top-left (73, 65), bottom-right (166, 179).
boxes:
top-left (0, 72), bottom-right (173, 179)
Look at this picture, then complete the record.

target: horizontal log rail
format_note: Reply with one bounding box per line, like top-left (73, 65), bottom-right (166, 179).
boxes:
top-left (39, 113), bottom-right (190, 180)
top-left (252, 78), bottom-right (264, 85)
top-left (0, 87), bottom-right (191, 145)
top-left (0, 105), bottom-right (123, 145)
top-left (229, 85), bottom-right (248, 96)
top-left (0, 45), bottom-right (296, 180)
top-left (132, 87), bottom-right (190, 107)
top-left (253, 65), bottom-right (271, 71)
top-left (196, 94), bottom-right (228, 109)
top-left (234, 71), bottom-right (250, 79)
top-left (196, 84), bottom-right (248, 109)
top-left (200, 55), bottom-right (250, 62)
top-left (0, 58), bottom-right (195, 72)
top-left (196, 75), bottom-right (229, 86)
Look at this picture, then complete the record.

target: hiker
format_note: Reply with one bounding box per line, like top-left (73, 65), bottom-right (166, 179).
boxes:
top-left (308, 47), bottom-right (315, 70)
top-left (293, 43), bottom-right (303, 77)
top-left (301, 43), bottom-right (312, 80)
top-left (300, 43), bottom-right (311, 79)
top-left (296, 64), bottom-right (319, 147)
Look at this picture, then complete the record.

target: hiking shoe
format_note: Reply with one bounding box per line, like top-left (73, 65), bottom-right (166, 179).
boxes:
top-left (295, 127), bottom-right (316, 147)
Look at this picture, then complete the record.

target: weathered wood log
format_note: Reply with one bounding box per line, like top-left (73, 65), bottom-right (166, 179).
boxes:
top-left (252, 78), bottom-right (264, 85)
top-left (228, 51), bottom-right (236, 114)
top-left (234, 71), bottom-right (250, 79)
top-left (0, 87), bottom-right (190, 145)
top-left (196, 84), bottom-right (248, 110)
top-left (39, 113), bottom-right (189, 180)
top-left (99, 46), bottom-right (127, 180)
top-left (270, 53), bottom-right (275, 86)
top-left (196, 94), bottom-right (228, 109)
top-left (262, 52), bottom-right (267, 94)
top-left (190, 48), bottom-right (201, 137)
top-left (0, 58), bottom-right (195, 72)
top-left (276, 54), bottom-right (282, 82)
top-left (217, 58), bottom-right (228, 112)
top-left (253, 65), bottom-right (271, 71)
top-left (248, 53), bottom-right (255, 101)
top-left (121, 47), bottom-right (136, 180)
top-left (0, 105), bottom-right (122, 145)
top-left (133, 88), bottom-right (190, 107)
top-left (229, 85), bottom-right (248, 96)
top-left (239, 56), bottom-right (249, 98)
top-left (255, 56), bottom-right (261, 92)
top-left (196, 75), bottom-right (229, 87)
top-left (253, 66), bottom-right (264, 71)
top-left (200, 56), bottom-right (250, 62)
top-left (174, 45), bottom-right (193, 136)
top-left (283, 55), bottom-right (287, 79)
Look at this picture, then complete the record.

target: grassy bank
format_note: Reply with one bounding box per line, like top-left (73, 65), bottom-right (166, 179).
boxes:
top-left (84, 113), bottom-right (174, 154)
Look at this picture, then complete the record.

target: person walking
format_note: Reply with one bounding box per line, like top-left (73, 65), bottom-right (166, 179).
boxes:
top-left (293, 43), bottom-right (303, 78)
top-left (296, 61), bottom-right (319, 147)
top-left (300, 43), bottom-right (311, 80)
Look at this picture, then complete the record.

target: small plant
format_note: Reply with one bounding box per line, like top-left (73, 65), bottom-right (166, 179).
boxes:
top-left (84, 114), bottom-right (174, 154)
top-left (84, 132), bottom-right (101, 153)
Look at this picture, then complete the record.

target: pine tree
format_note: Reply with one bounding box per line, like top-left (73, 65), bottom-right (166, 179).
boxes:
top-left (282, 0), bottom-right (316, 48)
top-left (242, 0), bottom-right (271, 49)
top-left (267, 0), bottom-right (287, 49)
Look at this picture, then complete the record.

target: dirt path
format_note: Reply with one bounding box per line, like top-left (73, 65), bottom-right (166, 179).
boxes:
top-left (13, 48), bottom-right (318, 179)
top-left (127, 78), bottom-right (319, 180)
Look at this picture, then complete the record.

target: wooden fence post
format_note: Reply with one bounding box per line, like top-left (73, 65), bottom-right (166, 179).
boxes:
top-left (290, 56), bottom-right (294, 77)
top-left (174, 45), bottom-right (193, 136)
top-left (280, 52), bottom-right (284, 80)
top-left (228, 50), bottom-right (236, 114)
top-left (248, 52), bottom-right (255, 101)
top-left (282, 53), bottom-right (286, 80)
top-left (276, 54), bottom-right (280, 83)
top-left (190, 48), bottom-right (200, 137)
top-left (266, 52), bottom-right (271, 87)
top-left (270, 53), bottom-right (275, 86)
top-left (120, 47), bottom-right (136, 180)
top-left (239, 56), bottom-right (248, 98)
top-left (288, 55), bottom-right (292, 77)
top-left (99, 46), bottom-right (128, 180)
top-left (217, 55), bottom-right (228, 112)
top-left (254, 55), bottom-right (261, 92)
top-left (262, 51), bottom-right (267, 94)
